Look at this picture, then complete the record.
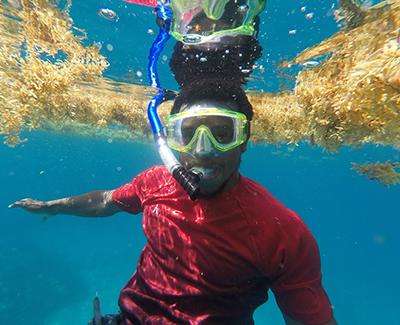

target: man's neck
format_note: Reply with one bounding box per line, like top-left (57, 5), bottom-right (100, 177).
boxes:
top-left (199, 170), bottom-right (240, 197)
top-left (221, 170), bottom-right (241, 193)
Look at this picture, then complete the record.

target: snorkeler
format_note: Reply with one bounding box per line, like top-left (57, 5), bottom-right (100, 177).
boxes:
top-left (137, 0), bottom-right (265, 200)
top-left (10, 78), bottom-right (337, 325)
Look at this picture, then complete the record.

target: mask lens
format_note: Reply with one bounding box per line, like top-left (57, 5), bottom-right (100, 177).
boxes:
top-left (181, 125), bottom-right (197, 145)
top-left (167, 109), bottom-right (247, 152)
top-left (181, 115), bottom-right (235, 145)
top-left (210, 124), bottom-right (234, 144)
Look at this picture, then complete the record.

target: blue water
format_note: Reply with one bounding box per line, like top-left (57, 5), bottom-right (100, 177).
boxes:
top-left (1, 0), bottom-right (400, 324)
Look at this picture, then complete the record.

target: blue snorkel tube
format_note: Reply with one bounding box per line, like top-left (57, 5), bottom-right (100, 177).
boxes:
top-left (147, 0), bottom-right (200, 200)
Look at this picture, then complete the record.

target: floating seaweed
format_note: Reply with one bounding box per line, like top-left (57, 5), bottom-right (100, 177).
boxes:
top-left (335, 0), bottom-right (366, 29)
top-left (284, 0), bottom-right (400, 151)
top-left (352, 161), bottom-right (400, 186)
top-left (0, 0), bottom-right (399, 152)
top-left (0, 0), bottom-right (119, 146)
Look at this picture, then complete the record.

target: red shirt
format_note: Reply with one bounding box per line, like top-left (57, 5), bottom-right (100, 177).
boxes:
top-left (112, 166), bottom-right (332, 325)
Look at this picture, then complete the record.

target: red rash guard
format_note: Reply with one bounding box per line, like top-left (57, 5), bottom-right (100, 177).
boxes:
top-left (112, 166), bottom-right (333, 325)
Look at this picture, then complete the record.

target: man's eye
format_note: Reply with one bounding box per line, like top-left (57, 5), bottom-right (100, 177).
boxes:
top-left (182, 127), bottom-right (196, 142)
top-left (213, 126), bottom-right (232, 143)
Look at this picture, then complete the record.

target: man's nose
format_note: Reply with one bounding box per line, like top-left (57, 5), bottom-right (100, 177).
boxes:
top-left (193, 130), bottom-right (214, 156)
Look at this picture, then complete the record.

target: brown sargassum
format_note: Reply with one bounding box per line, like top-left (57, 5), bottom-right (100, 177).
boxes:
top-left (0, 0), bottom-right (399, 185)
top-left (352, 161), bottom-right (400, 186)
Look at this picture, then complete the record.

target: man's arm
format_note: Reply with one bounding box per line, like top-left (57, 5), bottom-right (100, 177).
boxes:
top-left (9, 190), bottom-right (122, 217)
top-left (283, 314), bottom-right (337, 325)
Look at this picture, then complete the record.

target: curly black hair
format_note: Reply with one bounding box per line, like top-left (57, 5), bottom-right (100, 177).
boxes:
top-left (171, 78), bottom-right (254, 121)
top-left (169, 35), bottom-right (262, 88)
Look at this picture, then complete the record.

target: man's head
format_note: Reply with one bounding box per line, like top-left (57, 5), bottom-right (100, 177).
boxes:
top-left (168, 79), bottom-right (253, 196)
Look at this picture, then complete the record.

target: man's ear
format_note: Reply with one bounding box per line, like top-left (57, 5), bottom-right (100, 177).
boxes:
top-left (240, 143), bottom-right (247, 153)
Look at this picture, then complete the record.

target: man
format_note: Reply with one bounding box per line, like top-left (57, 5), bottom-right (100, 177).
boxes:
top-left (10, 79), bottom-right (337, 325)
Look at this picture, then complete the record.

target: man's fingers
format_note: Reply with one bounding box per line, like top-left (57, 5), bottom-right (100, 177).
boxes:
top-left (8, 198), bottom-right (43, 209)
top-left (8, 199), bottom-right (30, 208)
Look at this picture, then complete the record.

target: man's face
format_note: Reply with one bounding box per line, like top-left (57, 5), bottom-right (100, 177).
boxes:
top-left (177, 100), bottom-right (248, 196)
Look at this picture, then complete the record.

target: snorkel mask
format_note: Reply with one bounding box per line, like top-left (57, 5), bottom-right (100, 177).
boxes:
top-left (167, 107), bottom-right (248, 154)
top-left (125, 0), bottom-right (266, 44)
top-left (170, 0), bottom-right (266, 44)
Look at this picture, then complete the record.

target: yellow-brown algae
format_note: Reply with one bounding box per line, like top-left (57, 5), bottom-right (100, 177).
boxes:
top-left (352, 161), bottom-right (400, 186)
top-left (0, 0), bottom-right (399, 152)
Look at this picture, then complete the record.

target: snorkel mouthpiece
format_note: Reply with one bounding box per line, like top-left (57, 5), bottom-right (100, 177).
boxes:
top-left (147, 0), bottom-right (201, 200)
top-left (154, 134), bottom-right (200, 200)
top-left (172, 166), bottom-right (201, 200)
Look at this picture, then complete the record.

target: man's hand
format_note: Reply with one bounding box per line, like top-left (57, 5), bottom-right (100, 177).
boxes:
top-left (8, 198), bottom-right (56, 215)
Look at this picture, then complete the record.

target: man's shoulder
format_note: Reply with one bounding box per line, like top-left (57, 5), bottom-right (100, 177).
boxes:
top-left (239, 179), bottom-right (316, 268)
top-left (239, 176), bottom-right (304, 225)
top-left (132, 165), bottom-right (175, 191)
top-left (112, 166), bottom-right (172, 213)
top-left (239, 176), bottom-right (287, 210)
top-left (240, 176), bottom-right (270, 196)
top-left (138, 165), bottom-right (170, 178)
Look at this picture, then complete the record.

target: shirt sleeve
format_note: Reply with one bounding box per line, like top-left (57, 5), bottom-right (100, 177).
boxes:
top-left (112, 180), bottom-right (143, 214)
top-left (270, 210), bottom-right (333, 325)
top-left (111, 166), bottom-right (172, 214)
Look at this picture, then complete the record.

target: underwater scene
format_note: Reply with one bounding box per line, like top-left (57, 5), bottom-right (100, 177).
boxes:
top-left (1, 0), bottom-right (400, 324)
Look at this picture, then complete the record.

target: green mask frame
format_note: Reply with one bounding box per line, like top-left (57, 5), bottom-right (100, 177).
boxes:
top-left (170, 0), bottom-right (266, 44)
top-left (166, 108), bottom-right (249, 153)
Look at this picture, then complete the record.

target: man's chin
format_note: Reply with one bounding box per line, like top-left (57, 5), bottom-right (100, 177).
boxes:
top-left (187, 167), bottom-right (220, 194)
